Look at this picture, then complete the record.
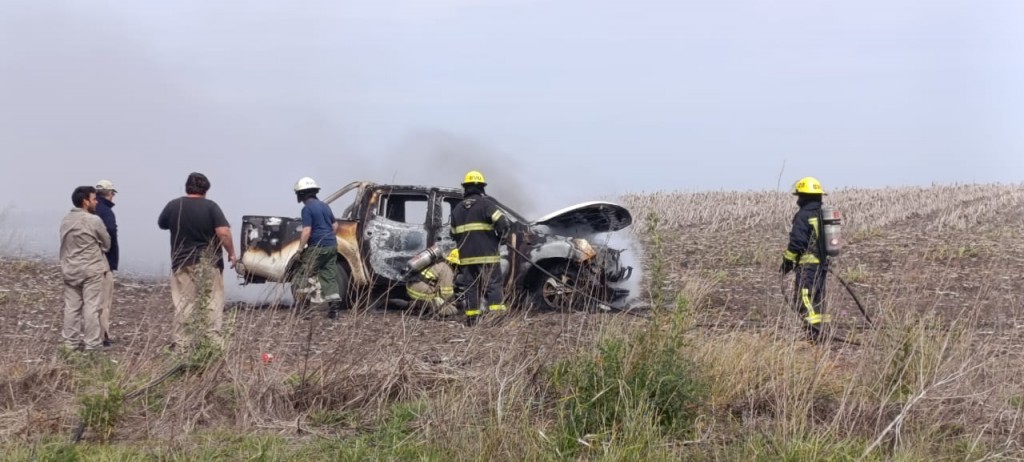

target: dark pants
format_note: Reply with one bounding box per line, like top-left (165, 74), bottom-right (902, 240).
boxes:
top-left (291, 245), bottom-right (341, 302)
top-left (458, 263), bottom-right (505, 316)
top-left (794, 263), bottom-right (828, 330)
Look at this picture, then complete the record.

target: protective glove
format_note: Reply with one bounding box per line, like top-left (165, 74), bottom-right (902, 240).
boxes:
top-left (780, 258), bottom-right (796, 275)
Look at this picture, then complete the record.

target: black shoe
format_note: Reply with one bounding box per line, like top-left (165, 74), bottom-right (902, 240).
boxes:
top-left (102, 338), bottom-right (112, 348)
top-left (804, 325), bottom-right (824, 344)
top-left (327, 301), bottom-right (344, 320)
top-left (465, 315), bottom-right (480, 327)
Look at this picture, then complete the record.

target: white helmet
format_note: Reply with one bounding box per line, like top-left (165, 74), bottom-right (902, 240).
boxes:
top-left (294, 177), bottom-right (319, 192)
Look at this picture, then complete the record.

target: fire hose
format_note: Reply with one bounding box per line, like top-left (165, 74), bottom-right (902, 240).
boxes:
top-left (71, 362), bottom-right (188, 443)
top-left (827, 267), bottom-right (873, 326)
top-left (779, 264), bottom-right (873, 346)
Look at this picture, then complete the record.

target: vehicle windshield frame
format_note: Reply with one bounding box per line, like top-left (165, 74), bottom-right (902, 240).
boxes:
top-left (323, 181), bottom-right (371, 220)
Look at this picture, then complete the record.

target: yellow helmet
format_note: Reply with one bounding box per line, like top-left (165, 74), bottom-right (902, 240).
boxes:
top-left (792, 176), bottom-right (825, 195)
top-left (446, 249), bottom-right (460, 265)
top-left (462, 170), bottom-right (487, 186)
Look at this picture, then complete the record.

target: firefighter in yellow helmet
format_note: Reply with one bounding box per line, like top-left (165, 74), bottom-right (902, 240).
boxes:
top-left (781, 176), bottom-right (830, 342)
top-left (406, 249), bottom-right (460, 317)
top-left (450, 170), bottom-right (512, 326)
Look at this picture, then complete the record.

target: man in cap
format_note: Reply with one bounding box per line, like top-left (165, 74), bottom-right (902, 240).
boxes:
top-left (94, 179), bottom-right (118, 346)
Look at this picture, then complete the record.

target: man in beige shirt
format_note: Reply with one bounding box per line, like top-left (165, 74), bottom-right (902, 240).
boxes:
top-left (59, 186), bottom-right (112, 351)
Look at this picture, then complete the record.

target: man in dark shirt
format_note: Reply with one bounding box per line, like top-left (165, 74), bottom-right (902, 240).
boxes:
top-left (291, 177), bottom-right (344, 319)
top-left (94, 179), bottom-right (118, 347)
top-left (158, 172), bottom-right (236, 350)
top-left (450, 170), bottom-right (511, 326)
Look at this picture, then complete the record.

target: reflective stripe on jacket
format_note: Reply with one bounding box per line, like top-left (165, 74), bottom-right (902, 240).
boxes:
top-left (450, 192), bottom-right (511, 265)
top-left (784, 199), bottom-right (825, 266)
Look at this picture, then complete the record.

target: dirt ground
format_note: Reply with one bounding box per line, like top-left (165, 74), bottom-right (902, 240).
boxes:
top-left (2, 183), bottom-right (1023, 445)
top-left (4, 184), bottom-right (1023, 375)
top-left (0, 257), bottom-right (632, 373)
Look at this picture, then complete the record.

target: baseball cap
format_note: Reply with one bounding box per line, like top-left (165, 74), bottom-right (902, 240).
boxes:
top-left (95, 179), bottom-right (118, 193)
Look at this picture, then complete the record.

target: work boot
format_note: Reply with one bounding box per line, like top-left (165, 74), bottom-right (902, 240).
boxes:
top-left (327, 301), bottom-right (343, 320)
top-left (465, 314), bottom-right (480, 327)
top-left (437, 304), bottom-right (459, 317)
top-left (804, 324), bottom-right (824, 344)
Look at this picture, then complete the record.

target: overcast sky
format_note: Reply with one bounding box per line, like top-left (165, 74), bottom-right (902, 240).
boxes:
top-left (1, 0), bottom-right (1022, 282)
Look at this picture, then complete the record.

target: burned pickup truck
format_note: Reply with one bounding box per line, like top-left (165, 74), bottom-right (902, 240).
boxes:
top-left (236, 181), bottom-right (634, 312)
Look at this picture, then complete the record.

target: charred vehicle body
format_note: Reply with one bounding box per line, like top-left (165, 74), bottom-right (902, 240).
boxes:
top-left (236, 181), bottom-right (634, 312)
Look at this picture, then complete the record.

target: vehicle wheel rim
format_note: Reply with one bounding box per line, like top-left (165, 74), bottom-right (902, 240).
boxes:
top-left (542, 276), bottom-right (572, 309)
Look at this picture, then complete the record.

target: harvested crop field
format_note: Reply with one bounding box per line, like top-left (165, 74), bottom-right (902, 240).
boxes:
top-left (2, 183), bottom-right (1023, 460)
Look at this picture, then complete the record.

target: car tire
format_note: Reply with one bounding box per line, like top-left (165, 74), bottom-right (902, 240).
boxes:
top-left (333, 260), bottom-right (352, 311)
top-left (530, 261), bottom-right (614, 312)
top-left (531, 262), bottom-right (582, 312)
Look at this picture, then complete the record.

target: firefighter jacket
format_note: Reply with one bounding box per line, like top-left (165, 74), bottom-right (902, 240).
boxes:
top-left (450, 192), bottom-right (511, 265)
top-left (407, 262), bottom-right (455, 304)
top-left (784, 199), bottom-right (826, 266)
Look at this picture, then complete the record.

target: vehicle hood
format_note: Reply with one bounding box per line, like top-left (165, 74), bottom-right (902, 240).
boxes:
top-left (530, 201), bottom-right (633, 236)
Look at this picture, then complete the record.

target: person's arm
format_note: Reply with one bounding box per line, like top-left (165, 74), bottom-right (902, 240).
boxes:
top-left (94, 216), bottom-right (111, 254)
top-left (98, 206), bottom-right (117, 238)
top-left (215, 226), bottom-right (236, 268)
top-left (157, 201), bottom-right (172, 230)
top-left (298, 206), bottom-right (313, 249)
top-left (329, 207), bottom-right (340, 234)
top-left (785, 213), bottom-right (810, 260)
top-left (488, 200), bottom-right (512, 240)
top-left (210, 202), bottom-right (236, 268)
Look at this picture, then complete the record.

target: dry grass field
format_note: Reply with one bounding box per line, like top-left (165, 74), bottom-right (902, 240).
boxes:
top-left (1, 182), bottom-right (1022, 460)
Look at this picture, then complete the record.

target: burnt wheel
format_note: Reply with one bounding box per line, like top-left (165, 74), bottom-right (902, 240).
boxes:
top-left (531, 262), bottom-right (605, 312)
top-left (332, 260), bottom-right (352, 311)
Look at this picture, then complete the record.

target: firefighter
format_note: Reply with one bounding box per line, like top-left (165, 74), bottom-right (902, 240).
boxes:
top-left (780, 176), bottom-right (831, 342)
top-left (406, 249), bottom-right (460, 317)
top-left (450, 170), bottom-right (512, 326)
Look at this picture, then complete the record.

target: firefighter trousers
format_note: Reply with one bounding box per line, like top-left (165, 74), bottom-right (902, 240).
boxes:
top-left (458, 263), bottom-right (505, 317)
top-left (794, 263), bottom-right (828, 329)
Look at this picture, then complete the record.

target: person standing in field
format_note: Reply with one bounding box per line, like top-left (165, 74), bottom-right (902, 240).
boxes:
top-left (290, 176), bottom-right (344, 319)
top-left (780, 176), bottom-right (831, 342)
top-left (157, 172), bottom-right (236, 351)
top-left (450, 170), bottom-right (511, 326)
top-left (94, 179), bottom-right (118, 347)
top-left (59, 186), bottom-right (112, 352)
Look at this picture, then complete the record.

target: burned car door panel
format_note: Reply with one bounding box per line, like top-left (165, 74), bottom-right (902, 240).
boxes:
top-left (237, 180), bottom-right (635, 310)
top-left (363, 189), bottom-right (432, 281)
top-left (237, 216), bottom-right (366, 286)
top-left (363, 218), bottom-right (429, 281)
top-left (237, 216), bottom-right (303, 284)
